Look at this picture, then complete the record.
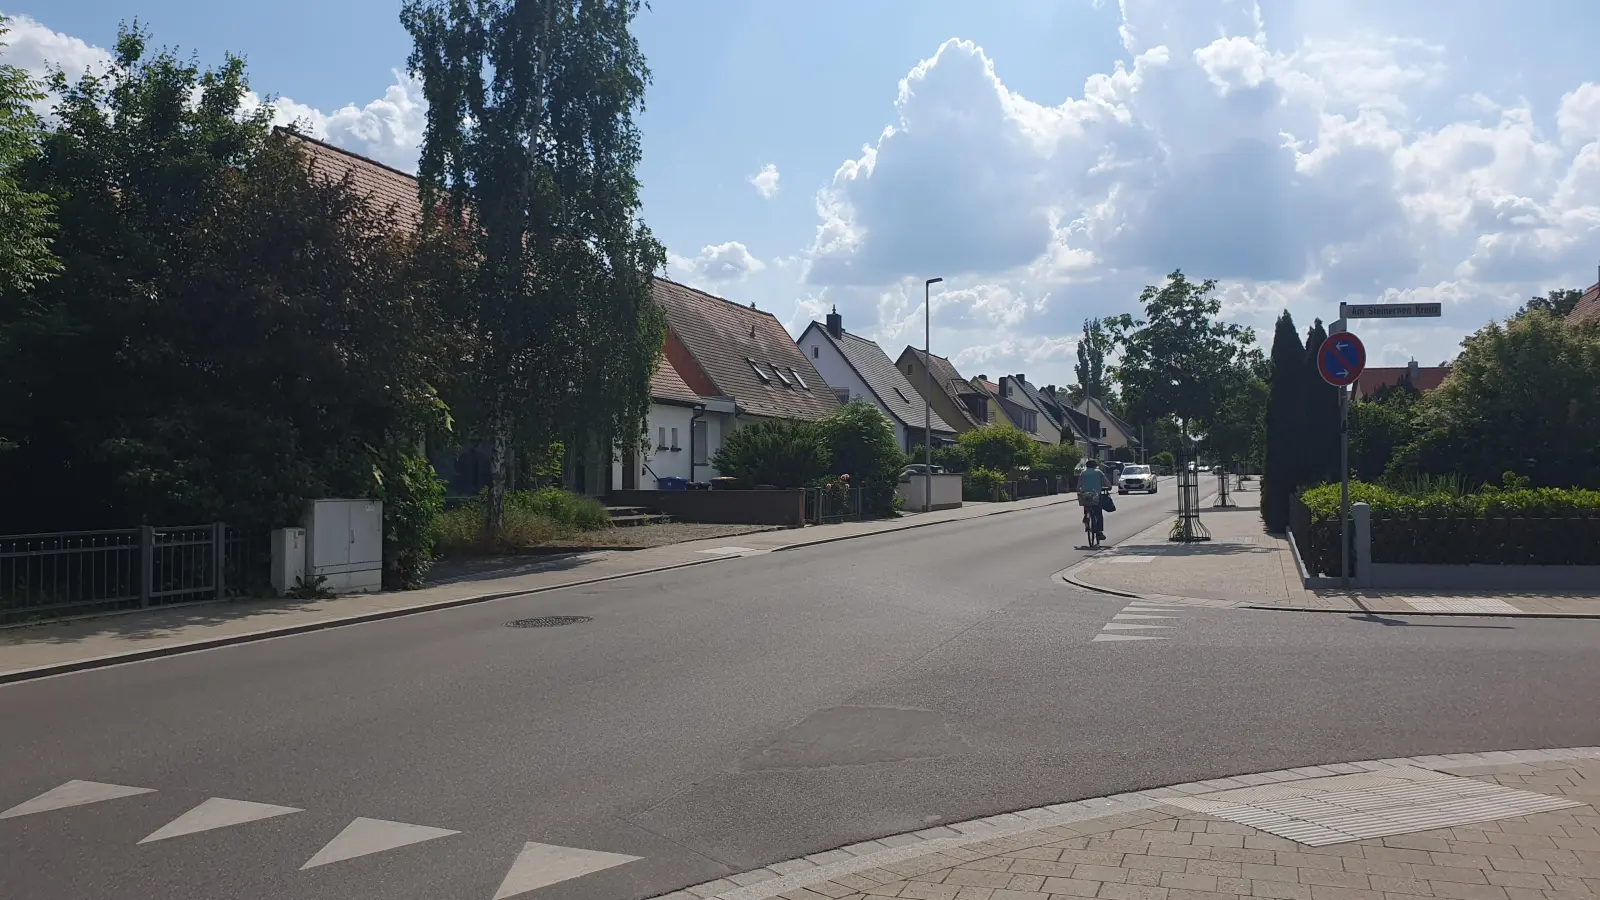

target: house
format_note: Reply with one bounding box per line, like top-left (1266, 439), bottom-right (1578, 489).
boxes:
top-left (896, 348), bottom-right (991, 433)
top-left (1074, 395), bottom-right (1140, 459)
top-left (991, 374), bottom-right (1062, 445)
top-left (612, 279), bottom-right (839, 490)
top-left (961, 375), bottom-right (1040, 444)
top-left (1354, 359), bottom-right (1452, 400)
top-left (798, 310), bottom-right (956, 452)
top-left (1565, 278), bottom-right (1600, 327)
top-left (1036, 386), bottom-right (1102, 457)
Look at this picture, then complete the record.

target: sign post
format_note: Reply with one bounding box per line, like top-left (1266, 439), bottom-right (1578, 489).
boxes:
top-left (1317, 331), bottom-right (1366, 589)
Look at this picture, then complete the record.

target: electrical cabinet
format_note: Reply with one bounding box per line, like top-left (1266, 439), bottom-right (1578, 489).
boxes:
top-left (302, 499), bottom-right (384, 593)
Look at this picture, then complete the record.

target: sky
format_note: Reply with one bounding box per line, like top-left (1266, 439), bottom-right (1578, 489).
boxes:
top-left (6, 0), bottom-right (1600, 389)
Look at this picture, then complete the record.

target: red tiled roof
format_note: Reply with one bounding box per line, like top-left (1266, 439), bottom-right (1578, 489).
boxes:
top-left (652, 279), bottom-right (839, 421)
top-left (1566, 284), bottom-right (1600, 326)
top-left (282, 130), bottom-right (424, 232)
top-left (1355, 366), bottom-right (1452, 398)
top-left (649, 357), bottom-right (702, 406)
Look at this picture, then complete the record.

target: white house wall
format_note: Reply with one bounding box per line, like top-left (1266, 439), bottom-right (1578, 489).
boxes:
top-left (799, 329), bottom-right (906, 438)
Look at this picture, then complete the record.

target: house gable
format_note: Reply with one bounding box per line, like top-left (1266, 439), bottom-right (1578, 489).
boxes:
top-left (800, 322), bottom-right (955, 435)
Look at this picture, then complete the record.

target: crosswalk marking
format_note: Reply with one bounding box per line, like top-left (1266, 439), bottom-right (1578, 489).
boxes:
top-left (139, 797), bottom-right (302, 844)
top-left (491, 841), bottom-right (642, 899)
top-left (1101, 623), bottom-right (1172, 631)
top-left (0, 780), bottom-right (155, 820)
top-left (301, 817), bottom-right (460, 869)
top-left (1092, 634), bottom-right (1166, 642)
top-left (1113, 613), bottom-right (1177, 620)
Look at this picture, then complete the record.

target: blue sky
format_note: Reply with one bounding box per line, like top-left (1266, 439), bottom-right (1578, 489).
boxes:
top-left (7, 0), bottom-right (1600, 387)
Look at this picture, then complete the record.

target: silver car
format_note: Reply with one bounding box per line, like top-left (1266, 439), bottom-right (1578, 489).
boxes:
top-left (1117, 464), bottom-right (1158, 494)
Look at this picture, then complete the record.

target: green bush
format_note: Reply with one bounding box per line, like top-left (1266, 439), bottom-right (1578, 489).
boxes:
top-left (712, 419), bottom-right (830, 488)
top-left (963, 467), bottom-right (1007, 502)
top-left (908, 443), bottom-right (971, 473)
top-left (1299, 477), bottom-right (1600, 520)
top-left (957, 425), bottom-right (1037, 473)
top-left (378, 450), bottom-right (446, 589)
top-left (507, 487), bottom-right (611, 530)
top-left (822, 400), bottom-right (905, 517)
top-left (1153, 451), bottom-right (1176, 472)
top-left (1035, 442), bottom-right (1084, 479)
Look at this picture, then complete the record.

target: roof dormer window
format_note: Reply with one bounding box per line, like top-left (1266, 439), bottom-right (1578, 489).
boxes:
top-left (746, 357), bottom-right (770, 382)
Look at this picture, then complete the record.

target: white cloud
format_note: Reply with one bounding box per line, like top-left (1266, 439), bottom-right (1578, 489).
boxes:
top-left (0, 14), bottom-right (427, 172)
top-left (666, 241), bottom-right (767, 288)
top-left (748, 163), bottom-right (780, 199)
top-left (799, 0), bottom-right (1600, 385)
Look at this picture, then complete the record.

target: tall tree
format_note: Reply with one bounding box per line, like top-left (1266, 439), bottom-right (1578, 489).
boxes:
top-left (1301, 318), bottom-right (1342, 485)
top-left (402, 0), bottom-right (666, 536)
top-left (0, 16), bottom-right (61, 295)
top-left (1108, 270), bottom-right (1259, 438)
top-left (1261, 311), bottom-right (1304, 531)
top-left (1073, 317), bottom-right (1114, 406)
top-left (1520, 288), bottom-right (1584, 319)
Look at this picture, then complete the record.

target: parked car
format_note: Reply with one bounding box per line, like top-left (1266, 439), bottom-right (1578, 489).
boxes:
top-left (900, 463), bottom-right (946, 481)
top-left (1117, 464), bottom-right (1158, 494)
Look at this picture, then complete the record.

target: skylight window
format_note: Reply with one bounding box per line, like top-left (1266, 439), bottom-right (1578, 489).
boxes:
top-left (745, 357), bottom-right (770, 383)
top-left (770, 364), bottom-right (793, 387)
top-left (894, 387), bottom-right (909, 403)
top-left (789, 368), bottom-right (809, 390)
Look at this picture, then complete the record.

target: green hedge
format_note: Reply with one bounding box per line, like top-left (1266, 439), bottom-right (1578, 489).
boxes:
top-left (1297, 481), bottom-right (1600, 568)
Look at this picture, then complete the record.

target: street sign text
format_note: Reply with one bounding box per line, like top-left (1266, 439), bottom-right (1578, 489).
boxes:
top-left (1342, 302), bottom-right (1442, 319)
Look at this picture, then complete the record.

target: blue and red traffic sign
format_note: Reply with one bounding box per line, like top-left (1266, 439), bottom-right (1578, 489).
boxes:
top-left (1317, 331), bottom-right (1366, 387)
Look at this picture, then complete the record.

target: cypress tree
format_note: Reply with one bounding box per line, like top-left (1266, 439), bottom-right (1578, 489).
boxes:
top-left (1302, 319), bottom-right (1342, 485)
top-left (1262, 311), bottom-right (1304, 531)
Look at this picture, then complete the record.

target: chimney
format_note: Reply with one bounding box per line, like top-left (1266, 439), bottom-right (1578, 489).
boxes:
top-left (1015, 373), bottom-right (1027, 385)
top-left (825, 305), bottom-right (843, 338)
top-left (1408, 358), bottom-right (1419, 380)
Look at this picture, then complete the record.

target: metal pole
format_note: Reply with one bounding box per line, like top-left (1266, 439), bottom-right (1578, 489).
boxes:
top-left (923, 277), bottom-right (942, 512)
top-left (1339, 383), bottom-right (1350, 588)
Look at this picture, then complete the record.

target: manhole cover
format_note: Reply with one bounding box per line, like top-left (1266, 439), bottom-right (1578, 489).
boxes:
top-left (505, 616), bottom-right (592, 629)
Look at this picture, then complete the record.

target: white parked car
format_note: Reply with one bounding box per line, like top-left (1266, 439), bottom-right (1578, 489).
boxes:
top-left (1117, 464), bottom-right (1158, 494)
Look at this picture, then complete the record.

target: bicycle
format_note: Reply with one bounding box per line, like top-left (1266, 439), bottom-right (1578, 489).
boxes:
top-left (1081, 490), bottom-right (1106, 549)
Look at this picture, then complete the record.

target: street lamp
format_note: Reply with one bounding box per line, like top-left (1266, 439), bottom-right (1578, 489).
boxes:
top-left (924, 277), bottom-right (943, 512)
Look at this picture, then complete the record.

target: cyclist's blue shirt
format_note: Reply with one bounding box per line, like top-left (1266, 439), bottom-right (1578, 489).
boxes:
top-left (1079, 468), bottom-right (1108, 493)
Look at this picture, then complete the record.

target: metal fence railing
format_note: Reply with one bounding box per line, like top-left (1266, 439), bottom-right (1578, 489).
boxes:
top-left (804, 487), bottom-right (863, 525)
top-left (1, 525), bottom-right (271, 624)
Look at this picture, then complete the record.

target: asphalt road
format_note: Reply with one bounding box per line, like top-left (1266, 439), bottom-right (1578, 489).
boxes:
top-left (3, 490), bottom-right (1598, 900)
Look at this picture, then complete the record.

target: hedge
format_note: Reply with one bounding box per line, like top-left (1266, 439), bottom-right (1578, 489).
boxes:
top-left (1296, 481), bottom-right (1600, 569)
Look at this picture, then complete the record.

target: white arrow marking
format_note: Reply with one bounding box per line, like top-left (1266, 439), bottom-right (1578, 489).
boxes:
top-left (1101, 623), bottom-right (1173, 631)
top-left (0, 780), bottom-right (155, 819)
top-left (491, 841), bottom-right (642, 899)
top-left (300, 817), bottom-right (459, 869)
top-left (1092, 634), bottom-right (1167, 642)
top-left (1114, 613), bottom-right (1177, 620)
top-left (139, 797), bottom-right (302, 843)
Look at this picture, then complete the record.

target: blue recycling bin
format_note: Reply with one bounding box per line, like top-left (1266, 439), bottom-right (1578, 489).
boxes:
top-left (657, 476), bottom-right (688, 491)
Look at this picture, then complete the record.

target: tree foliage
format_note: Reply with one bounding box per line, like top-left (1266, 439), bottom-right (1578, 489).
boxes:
top-left (1261, 311), bottom-right (1305, 530)
top-left (1520, 288), bottom-right (1584, 319)
top-left (1035, 441), bottom-right (1084, 480)
top-left (1300, 319), bottom-right (1342, 486)
top-left (1393, 311), bottom-right (1600, 488)
top-left (0, 26), bottom-right (453, 569)
top-left (1108, 270), bottom-right (1260, 437)
top-left (1205, 370), bottom-right (1267, 470)
top-left (402, 0), bottom-right (666, 537)
top-left (956, 424), bottom-right (1037, 473)
top-left (711, 420), bottom-right (829, 488)
top-left (0, 16), bottom-right (60, 296)
top-left (822, 400), bottom-right (905, 515)
top-left (1073, 317), bottom-right (1115, 406)
top-left (1348, 382), bottom-right (1418, 479)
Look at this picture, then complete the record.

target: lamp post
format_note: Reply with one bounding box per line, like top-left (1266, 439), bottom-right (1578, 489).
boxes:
top-left (924, 277), bottom-right (943, 512)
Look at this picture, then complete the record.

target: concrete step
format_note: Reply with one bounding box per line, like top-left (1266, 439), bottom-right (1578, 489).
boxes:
top-left (609, 512), bottom-right (670, 528)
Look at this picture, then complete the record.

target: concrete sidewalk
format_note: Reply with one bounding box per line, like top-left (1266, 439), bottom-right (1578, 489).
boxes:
top-left (0, 493), bottom-right (1070, 682)
top-left (1059, 486), bottom-right (1600, 618)
top-left (663, 746), bottom-right (1600, 900)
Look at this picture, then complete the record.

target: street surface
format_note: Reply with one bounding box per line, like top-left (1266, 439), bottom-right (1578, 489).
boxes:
top-left (3, 489), bottom-right (1598, 900)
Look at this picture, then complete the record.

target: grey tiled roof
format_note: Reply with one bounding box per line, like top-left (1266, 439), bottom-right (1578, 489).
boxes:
top-left (806, 325), bottom-right (955, 434)
top-left (654, 280), bottom-right (840, 421)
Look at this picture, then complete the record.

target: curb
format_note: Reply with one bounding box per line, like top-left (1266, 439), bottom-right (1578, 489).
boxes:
top-left (658, 745), bottom-right (1600, 900)
top-left (0, 555), bottom-right (727, 686)
top-left (770, 495), bottom-right (1071, 552)
top-left (1, 497), bottom-right (1075, 685)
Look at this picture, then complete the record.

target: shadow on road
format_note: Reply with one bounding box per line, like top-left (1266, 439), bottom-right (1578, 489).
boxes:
top-left (1347, 612), bottom-right (1515, 629)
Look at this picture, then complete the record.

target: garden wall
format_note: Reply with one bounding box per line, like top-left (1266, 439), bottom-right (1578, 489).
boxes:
top-left (609, 489), bottom-right (805, 527)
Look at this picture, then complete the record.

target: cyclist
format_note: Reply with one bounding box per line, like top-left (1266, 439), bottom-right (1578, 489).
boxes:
top-left (1078, 458), bottom-right (1108, 543)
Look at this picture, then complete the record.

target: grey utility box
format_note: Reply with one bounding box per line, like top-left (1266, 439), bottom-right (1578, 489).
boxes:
top-left (302, 499), bottom-right (384, 593)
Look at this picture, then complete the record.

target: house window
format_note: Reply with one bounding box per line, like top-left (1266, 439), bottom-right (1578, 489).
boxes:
top-left (894, 387), bottom-right (909, 403)
top-left (657, 426), bottom-right (667, 449)
top-left (812, 346), bottom-right (819, 359)
top-left (691, 420), bottom-right (708, 465)
top-left (835, 388), bottom-right (850, 404)
top-left (670, 427), bottom-right (680, 450)
top-left (771, 365), bottom-right (793, 387)
top-left (746, 357), bottom-right (770, 382)
top-left (1022, 410), bottom-right (1037, 432)
top-left (789, 368), bottom-right (809, 389)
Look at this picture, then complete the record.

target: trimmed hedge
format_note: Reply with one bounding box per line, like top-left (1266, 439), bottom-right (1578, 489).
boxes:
top-left (1296, 481), bottom-right (1600, 569)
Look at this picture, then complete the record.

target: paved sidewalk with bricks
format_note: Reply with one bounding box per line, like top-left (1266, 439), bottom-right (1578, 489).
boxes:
top-left (0, 493), bottom-right (1071, 680)
top-left (1061, 485), bottom-right (1600, 618)
top-left (661, 747), bottom-right (1600, 900)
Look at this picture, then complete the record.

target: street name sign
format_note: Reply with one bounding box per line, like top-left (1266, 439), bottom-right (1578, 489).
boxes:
top-left (1342, 302), bottom-right (1442, 319)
